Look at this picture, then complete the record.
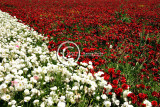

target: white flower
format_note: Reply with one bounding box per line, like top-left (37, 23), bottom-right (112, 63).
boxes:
top-left (96, 96), bottom-right (100, 101)
top-left (11, 105), bottom-right (16, 107)
top-left (80, 62), bottom-right (88, 66)
top-left (45, 76), bottom-right (50, 82)
top-left (16, 82), bottom-right (24, 91)
top-left (1, 94), bottom-right (10, 101)
top-left (90, 86), bottom-right (96, 91)
top-left (11, 100), bottom-right (16, 105)
top-left (87, 65), bottom-right (93, 69)
top-left (103, 101), bottom-right (111, 107)
top-left (57, 101), bottom-right (66, 107)
top-left (104, 84), bottom-right (112, 93)
top-left (122, 102), bottom-right (129, 107)
top-left (31, 88), bottom-right (38, 94)
top-left (50, 86), bottom-right (57, 91)
top-left (65, 78), bottom-right (70, 83)
top-left (72, 86), bottom-right (79, 91)
top-left (60, 96), bottom-right (65, 101)
top-left (0, 83), bottom-right (7, 89)
top-left (70, 98), bottom-right (75, 104)
top-left (30, 77), bottom-right (37, 83)
top-left (11, 68), bottom-right (17, 74)
top-left (40, 102), bottom-right (45, 107)
top-left (88, 61), bottom-right (92, 65)
top-left (143, 100), bottom-right (152, 107)
top-left (109, 45), bottom-right (113, 49)
top-left (18, 70), bottom-right (23, 75)
top-left (47, 97), bottom-right (53, 106)
top-left (24, 96), bottom-right (31, 102)
top-left (24, 89), bottom-right (30, 95)
top-left (101, 94), bottom-right (107, 100)
top-left (9, 86), bottom-right (14, 91)
top-left (33, 99), bottom-right (39, 104)
top-left (96, 71), bottom-right (104, 76)
top-left (115, 100), bottom-right (120, 106)
top-left (106, 84), bottom-right (112, 90)
top-left (4, 75), bottom-right (12, 83)
top-left (128, 105), bottom-right (134, 107)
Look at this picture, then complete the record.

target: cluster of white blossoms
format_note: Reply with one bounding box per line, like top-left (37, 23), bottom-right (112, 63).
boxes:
top-left (0, 10), bottom-right (151, 107)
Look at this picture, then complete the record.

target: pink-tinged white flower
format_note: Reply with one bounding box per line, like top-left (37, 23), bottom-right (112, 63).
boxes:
top-left (11, 80), bottom-right (18, 86)
top-left (33, 75), bottom-right (39, 80)
top-left (16, 45), bottom-right (19, 48)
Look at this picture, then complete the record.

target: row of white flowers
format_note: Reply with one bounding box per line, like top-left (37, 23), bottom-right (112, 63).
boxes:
top-left (0, 10), bottom-right (152, 107)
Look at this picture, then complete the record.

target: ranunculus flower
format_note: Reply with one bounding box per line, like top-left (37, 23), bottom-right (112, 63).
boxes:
top-left (140, 84), bottom-right (145, 89)
top-left (108, 68), bottom-right (115, 74)
top-left (104, 74), bottom-right (110, 81)
top-left (151, 101), bottom-right (157, 106)
top-left (138, 93), bottom-right (148, 100)
top-left (115, 88), bottom-right (123, 96)
top-left (152, 91), bottom-right (158, 97)
top-left (122, 84), bottom-right (128, 90)
top-left (112, 80), bottom-right (118, 85)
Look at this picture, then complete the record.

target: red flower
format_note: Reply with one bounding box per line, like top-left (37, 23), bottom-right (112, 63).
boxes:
top-left (141, 104), bottom-right (146, 107)
top-left (146, 86), bottom-right (151, 90)
top-left (127, 93), bottom-right (134, 97)
top-left (117, 70), bottom-right (121, 74)
top-left (127, 93), bottom-right (137, 104)
top-left (108, 92), bottom-right (112, 95)
top-left (138, 93), bottom-right (148, 100)
top-left (47, 35), bottom-right (51, 39)
top-left (152, 91), bottom-right (158, 97)
top-left (136, 84), bottom-right (140, 88)
top-left (112, 80), bottom-right (118, 85)
top-left (112, 84), bottom-right (117, 89)
top-left (151, 101), bottom-right (157, 106)
top-left (140, 84), bottom-right (145, 89)
top-left (115, 88), bottom-right (123, 96)
top-left (104, 74), bottom-right (110, 81)
top-left (108, 68), bottom-right (115, 74)
top-left (121, 77), bottom-right (126, 83)
top-left (122, 84), bottom-right (128, 90)
top-left (112, 74), bottom-right (117, 78)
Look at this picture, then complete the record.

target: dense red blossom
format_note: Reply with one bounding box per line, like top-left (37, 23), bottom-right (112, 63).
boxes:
top-left (151, 101), bottom-right (158, 106)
